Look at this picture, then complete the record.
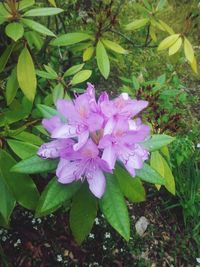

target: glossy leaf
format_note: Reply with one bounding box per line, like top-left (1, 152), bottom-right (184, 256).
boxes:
top-left (71, 70), bottom-right (92, 85)
top-left (70, 184), bottom-right (97, 244)
top-left (63, 63), bottom-right (84, 77)
top-left (36, 178), bottom-right (81, 217)
top-left (5, 22), bottom-right (24, 41)
top-left (96, 40), bottom-right (110, 79)
top-left (11, 131), bottom-right (43, 145)
top-left (23, 7), bottom-right (63, 17)
top-left (17, 47), bottom-right (36, 102)
top-left (102, 39), bottom-right (127, 54)
top-left (51, 32), bottom-right (92, 46)
top-left (6, 67), bottom-right (19, 105)
top-left (44, 64), bottom-right (58, 77)
top-left (36, 70), bottom-right (57, 79)
top-left (99, 173), bottom-right (130, 241)
top-left (115, 164), bottom-right (146, 202)
top-left (37, 104), bottom-right (58, 118)
top-left (0, 149), bottom-right (39, 210)
top-left (169, 37), bottom-right (182, 56)
top-left (11, 155), bottom-right (58, 174)
top-left (136, 163), bottom-right (165, 185)
top-left (125, 18), bottom-right (149, 31)
top-left (140, 134), bottom-right (175, 151)
top-left (21, 18), bottom-right (56, 37)
top-left (158, 34), bottom-right (180, 51)
top-left (184, 37), bottom-right (194, 63)
top-left (7, 139), bottom-right (38, 159)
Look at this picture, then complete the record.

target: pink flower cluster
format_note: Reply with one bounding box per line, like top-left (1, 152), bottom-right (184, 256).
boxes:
top-left (38, 83), bottom-right (150, 198)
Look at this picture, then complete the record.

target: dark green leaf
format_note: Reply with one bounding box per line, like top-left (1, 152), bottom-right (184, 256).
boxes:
top-left (7, 139), bottom-right (38, 159)
top-left (0, 44), bottom-right (15, 73)
top-left (6, 67), bottom-right (19, 105)
top-left (99, 173), bottom-right (130, 241)
top-left (70, 184), bottom-right (97, 244)
top-left (136, 163), bottom-right (165, 185)
top-left (10, 131), bottom-right (43, 145)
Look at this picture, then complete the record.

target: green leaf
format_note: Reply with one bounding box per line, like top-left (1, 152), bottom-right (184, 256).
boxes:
top-left (36, 70), bottom-right (57, 79)
top-left (53, 83), bottom-right (64, 104)
top-left (23, 7), bottom-right (63, 17)
top-left (115, 164), bottom-right (146, 203)
top-left (37, 104), bottom-right (58, 118)
top-left (6, 67), bottom-right (19, 105)
top-left (132, 75), bottom-right (140, 90)
top-left (140, 134), bottom-right (175, 151)
top-left (48, 0), bottom-right (57, 7)
top-left (99, 173), bottom-right (130, 241)
top-left (0, 149), bottom-right (39, 210)
top-left (7, 139), bottom-right (38, 159)
top-left (161, 156), bottom-right (175, 195)
top-left (10, 131), bottom-right (43, 145)
top-left (24, 31), bottom-right (43, 50)
top-left (21, 18), bottom-right (56, 37)
top-left (51, 32), bottom-right (92, 46)
top-left (136, 163), bottom-right (165, 185)
top-left (156, 0), bottom-right (167, 11)
top-left (96, 40), bottom-right (110, 79)
top-left (184, 37), bottom-right (194, 63)
top-left (44, 64), bottom-right (58, 77)
top-left (36, 178), bottom-right (81, 217)
top-left (63, 63), bottom-right (84, 77)
top-left (5, 22), bottom-right (24, 42)
top-left (11, 155), bottom-right (58, 174)
top-left (71, 70), bottom-right (92, 85)
top-left (19, 0), bottom-right (35, 11)
top-left (0, 43), bottom-right (15, 73)
top-left (158, 20), bottom-right (174, 35)
top-left (150, 151), bottom-right (164, 190)
top-left (169, 37), bottom-right (182, 56)
top-left (125, 18), bottom-right (149, 31)
top-left (83, 46), bottom-right (94, 61)
top-left (17, 47), bottom-right (36, 102)
top-left (102, 39), bottom-right (127, 54)
top-left (70, 184), bottom-right (97, 244)
top-left (157, 34), bottom-right (180, 51)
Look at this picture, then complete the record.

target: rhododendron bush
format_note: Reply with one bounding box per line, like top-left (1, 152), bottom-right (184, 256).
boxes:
top-left (10, 83), bottom-right (175, 243)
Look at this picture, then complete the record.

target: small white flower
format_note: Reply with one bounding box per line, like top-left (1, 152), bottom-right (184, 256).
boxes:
top-left (89, 233), bottom-right (94, 238)
top-left (2, 236), bottom-right (7, 242)
top-left (105, 232), bottom-right (111, 238)
top-left (56, 254), bottom-right (63, 262)
top-left (103, 245), bottom-right (107, 250)
top-left (197, 143), bottom-right (200, 148)
top-left (95, 218), bottom-right (100, 225)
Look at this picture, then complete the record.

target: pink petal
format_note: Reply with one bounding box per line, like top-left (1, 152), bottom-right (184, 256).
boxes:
top-left (56, 99), bottom-right (75, 121)
top-left (51, 125), bottom-right (77, 139)
top-left (87, 169), bottom-right (106, 198)
top-left (56, 158), bottom-right (77, 184)
top-left (73, 131), bottom-right (89, 151)
top-left (42, 116), bottom-right (62, 133)
top-left (122, 100), bottom-right (148, 117)
top-left (102, 146), bottom-right (117, 169)
top-left (104, 117), bottom-right (115, 135)
top-left (87, 113), bottom-right (104, 132)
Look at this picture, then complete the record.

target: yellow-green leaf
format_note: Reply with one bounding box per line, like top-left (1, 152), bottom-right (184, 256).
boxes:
top-left (150, 151), bottom-right (164, 190)
top-left (158, 20), bottom-right (174, 34)
top-left (162, 156), bottom-right (175, 195)
top-left (83, 46), bottom-right (94, 61)
top-left (5, 22), bottom-right (24, 42)
top-left (149, 26), bottom-right (157, 41)
top-left (169, 37), bottom-right (182, 56)
top-left (102, 39), bottom-right (127, 54)
top-left (190, 56), bottom-right (198, 74)
top-left (96, 40), bottom-right (110, 79)
top-left (184, 37), bottom-right (194, 63)
top-left (17, 47), bottom-right (36, 102)
top-left (48, 0), bottom-right (56, 7)
top-left (71, 70), bottom-right (92, 85)
top-left (125, 18), bottom-right (149, 31)
top-left (157, 34), bottom-right (180, 51)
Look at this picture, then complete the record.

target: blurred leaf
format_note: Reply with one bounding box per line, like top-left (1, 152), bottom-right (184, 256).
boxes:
top-left (150, 151), bottom-right (164, 190)
top-left (115, 164), bottom-right (146, 202)
top-left (63, 63), bottom-right (84, 77)
top-left (158, 20), bottom-right (174, 34)
top-left (136, 163), bottom-right (165, 185)
top-left (53, 83), bottom-right (64, 104)
top-left (132, 75), bottom-right (140, 89)
top-left (7, 139), bottom-right (38, 159)
top-left (96, 40), bottom-right (110, 79)
top-left (17, 46), bottom-right (36, 102)
top-left (51, 32), bottom-right (92, 46)
top-left (158, 34), bottom-right (180, 51)
top-left (21, 18), bottom-right (56, 36)
top-left (184, 37), bottom-right (194, 63)
top-left (23, 8), bottom-right (63, 17)
top-left (19, 0), bottom-right (35, 10)
top-left (24, 31), bottom-right (43, 50)
top-left (156, 0), bottom-right (167, 11)
top-left (48, 0), bottom-right (57, 7)
top-left (169, 37), bottom-right (182, 56)
top-left (0, 44), bottom-right (14, 73)
top-left (70, 184), bottom-right (97, 244)
top-left (37, 104), bottom-right (58, 118)
top-left (102, 39), bottom-right (127, 54)
top-left (83, 46), bottom-right (94, 61)
top-left (71, 70), bottom-right (92, 85)
top-left (5, 22), bottom-right (24, 41)
top-left (125, 18), bottom-right (149, 31)
top-left (0, 149), bottom-right (39, 210)
top-left (99, 173), bottom-right (130, 241)
top-left (44, 64), bottom-right (57, 77)
top-left (36, 70), bottom-right (57, 79)
top-left (11, 155), bottom-right (58, 174)
top-left (36, 177), bottom-right (80, 217)
top-left (6, 67), bottom-right (19, 105)
top-left (190, 57), bottom-right (198, 74)
top-left (162, 156), bottom-right (175, 195)
top-left (141, 134), bottom-right (175, 151)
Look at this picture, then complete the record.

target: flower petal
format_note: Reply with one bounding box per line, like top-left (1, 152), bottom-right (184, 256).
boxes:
top-left (56, 158), bottom-right (77, 184)
top-left (87, 168), bottom-right (106, 198)
top-left (42, 116), bottom-right (62, 133)
top-left (51, 124), bottom-right (77, 139)
top-left (73, 131), bottom-right (89, 151)
top-left (102, 145), bottom-right (117, 169)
